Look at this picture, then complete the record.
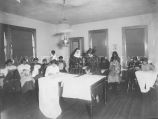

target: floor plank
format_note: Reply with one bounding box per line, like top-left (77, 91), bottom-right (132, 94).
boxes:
top-left (0, 87), bottom-right (158, 119)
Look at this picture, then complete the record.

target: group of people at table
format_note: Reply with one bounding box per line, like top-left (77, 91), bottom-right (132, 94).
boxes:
top-left (0, 50), bottom-right (67, 93)
top-left (0, 48), bottom-right (157, 94)
top-left (0, 48), bottom-right (158, 119)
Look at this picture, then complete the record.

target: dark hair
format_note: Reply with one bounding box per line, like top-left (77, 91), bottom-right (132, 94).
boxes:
top-left (110, 51), bottom-right (120, 62)
top-left (21, 58), bottom-right (27, 64)
top-left (5, 59), bottom-right (12, 65)
top-left (133, 56), bottom-right (138, 61)
top-left (51, 50), bottom-right (55, 54)
top-left (86, 48), bottom-right (92, 54)
top-left (33, 57), bottom-right (38, 61)
top-left (59, 56), bottom-right (63, 60)
top-left (50, 59), bottom-right (57, 64)
top-left (142, 57), bottom-right (148, 62)
top-left (42, 58), bottom-right (47, 62)
top-left (91, 47), bottom-right (96, 54)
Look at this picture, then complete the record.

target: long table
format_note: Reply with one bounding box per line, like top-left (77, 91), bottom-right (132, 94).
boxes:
top-left (38, 73), bottom-right (107, 119)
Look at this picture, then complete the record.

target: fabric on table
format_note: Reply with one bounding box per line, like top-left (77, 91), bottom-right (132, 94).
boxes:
top-left (135, 71), bottom-right (158, 93)
top-left (38, 73), bottom-right (76, 119)
top-left (38, 73), bottom-right (105, 118)
top-left (62, 74), bottom-right (105, 100)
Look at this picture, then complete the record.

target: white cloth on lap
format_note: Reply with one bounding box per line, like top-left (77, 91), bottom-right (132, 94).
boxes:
top-left (32, 64), bottom-right (41, 77)
top-left (17, 64), bottom-right (31, 75)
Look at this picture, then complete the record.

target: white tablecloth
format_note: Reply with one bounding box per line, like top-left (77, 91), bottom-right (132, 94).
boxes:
top-left (62, 74), bottom-right (106, 100)
top-left (135, 71), bottom-right (158, 93)
top-left (38, 73), bottom-right (105, 118)
top-left (38, 73), bottom-right (77, 118)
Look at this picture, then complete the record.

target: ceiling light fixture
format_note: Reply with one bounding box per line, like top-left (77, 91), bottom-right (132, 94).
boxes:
top-left (55, 0), bottom-right (73, 47)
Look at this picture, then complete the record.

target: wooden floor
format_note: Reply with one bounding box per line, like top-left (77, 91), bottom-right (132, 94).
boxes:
top-left (0, 87), bottom-right (158, 119)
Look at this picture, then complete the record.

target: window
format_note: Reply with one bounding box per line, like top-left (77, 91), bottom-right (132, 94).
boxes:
top-left (1, 24), bottom-right (36, 61)
top-left (89, 29), bottom-right (108, 57)
top-left (122, 26), bottom-right (148, 66)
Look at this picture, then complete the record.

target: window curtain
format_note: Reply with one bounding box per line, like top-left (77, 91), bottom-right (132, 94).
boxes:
top-left (0, 24), bottom-right (5, 66)
top-left (11, 28), bottom-right (34, 59)
top-left (0, 24), bottom-right (36, 65)
top-left (125, 28), bottom-right (145, 57)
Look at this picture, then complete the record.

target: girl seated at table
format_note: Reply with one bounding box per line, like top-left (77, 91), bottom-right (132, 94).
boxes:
top-left (1, 59), bottom-right (17, 77)
top-left (3, 59), bottom-right (21, 93)
top-left (31, 57), bottom-right (41, 79)
top-left (17, 58), bottom-right (35, 93)
top-left (141, 58), bottom-right (155, 71)
top-left (45, 60), bottom-right (59, 77)
top-left (58, 56), bottom-right (67, 72)
top-left (39, 58), bottom-right (48, 76)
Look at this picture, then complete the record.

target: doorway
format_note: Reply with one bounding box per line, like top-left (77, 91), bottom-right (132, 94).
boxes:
top-left (69, 37), bottom-right (84, 55)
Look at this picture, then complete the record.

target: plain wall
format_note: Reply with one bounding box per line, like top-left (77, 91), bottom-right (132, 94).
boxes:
top-left (0, 11), bottom-right (69, 63)
top-left (1, 10), bottom-right (158, 68)
top-left (70, 13), bottom-right (158, 66)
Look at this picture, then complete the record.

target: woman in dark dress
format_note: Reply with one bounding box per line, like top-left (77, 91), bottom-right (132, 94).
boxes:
top-left (3, 59), bottom-right (21, 93)
top-left (69, 48), bottom-right (83, 74)
top-left (85, 48), bottom-right (99, 74)
top-left (39, 58), bottom-right (48, 76)
top-left (100, 57), bottom-right (110, 76)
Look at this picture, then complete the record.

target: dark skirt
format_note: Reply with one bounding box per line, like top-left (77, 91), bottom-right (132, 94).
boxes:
top-left (3, 70), bottom-right (21, 93)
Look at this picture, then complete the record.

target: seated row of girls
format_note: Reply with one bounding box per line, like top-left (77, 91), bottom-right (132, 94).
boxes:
top-left (1, 55), bottom-right (66, 93)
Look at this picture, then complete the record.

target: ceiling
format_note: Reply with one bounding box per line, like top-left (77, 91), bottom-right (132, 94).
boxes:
top-left (0, 0), bottom-right (157, 25)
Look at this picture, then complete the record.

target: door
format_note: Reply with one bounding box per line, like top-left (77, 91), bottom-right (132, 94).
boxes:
top-left (69, 37), bottom-right (84, 55)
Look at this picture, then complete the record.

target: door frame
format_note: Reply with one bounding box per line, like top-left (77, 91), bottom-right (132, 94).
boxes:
top-left (69, 37), bottom-right (84, 55)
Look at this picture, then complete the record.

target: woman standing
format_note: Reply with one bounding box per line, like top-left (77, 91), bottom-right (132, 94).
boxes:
top-left (108, 51), bottom-right (121, 91)
top-left (69, 48), bottom-right (83, 74)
